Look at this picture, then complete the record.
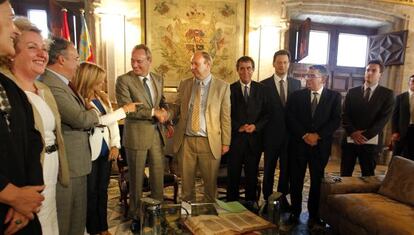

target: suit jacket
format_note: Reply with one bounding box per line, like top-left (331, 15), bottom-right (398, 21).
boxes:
top-left (0, 72), bottom-right (43, 233)
top-left (172, 76), bottom-right (231, 159)
top-left (32, 81), bottom-right (69, 187)
top-left (230, 81), bottom-right (269, 153)
top-left (88, 98), bottom-right (122, 161)
top-left (115, 71), bottom-right (168, 150)
top-left (261, 75), bottom-right (301, 150)
top-left (39, 69), bottom-right (99, 177)
top-left (392, 92), bottom-right (410, 140)
top-left (342, 85), bottom-right (394, 142)
top-left (287, 88), bottom-right (342, 157)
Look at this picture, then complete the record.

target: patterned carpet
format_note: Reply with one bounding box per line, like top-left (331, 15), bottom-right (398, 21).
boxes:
top-left (104, 159), bottom-right (388, 234)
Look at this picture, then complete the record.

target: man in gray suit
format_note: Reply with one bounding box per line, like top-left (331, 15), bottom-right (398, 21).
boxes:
top-left (39, 37), bottom-right (99, 235)
top-left (116, 44), bottom-right (169, 233)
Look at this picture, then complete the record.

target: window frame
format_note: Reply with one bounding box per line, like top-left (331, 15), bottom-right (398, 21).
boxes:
top-left (289, 20), bottom-right (377, 74)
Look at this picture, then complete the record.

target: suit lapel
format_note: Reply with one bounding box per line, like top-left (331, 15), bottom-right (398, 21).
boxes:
top-left (45, 70), bottom-right (84, 106)
top-left (181, 79), bottom-right (193, 118)
top-left (206, 76), bottom-right (216, 110)
top-left (313, 88), bottom-right (327, 121)
top-left (234, 82), bottom-right (246, 107)
top-left (267, 77), bottom-right (283, 106)
top-left (151, 72), bottom-right (161, 107)
top-left (402, 92), bottom-right (410, 114)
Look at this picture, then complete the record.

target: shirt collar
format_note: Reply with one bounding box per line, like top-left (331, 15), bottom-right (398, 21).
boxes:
top-left (47, 68), bottom-right (70, 85)
top-left (138, 73), bottom-right (151, 82)
top-left (409, 89), bottom-right (414, 97)
top-left (274, 73), bottom-right (287, 82)
top-left (311, 86), bottom-right (324, 95)
top-left (364, 82), bottom-right (379, 92)
top-left (195, 74), bottom-right (212, 86)
top-left (240, 80), bottom-right (251, 88)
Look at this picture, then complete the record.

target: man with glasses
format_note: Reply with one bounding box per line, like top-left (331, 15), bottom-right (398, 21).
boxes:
top-left (39, 37), bottom-right (100, 235)
top-left (286, 65), bottom-right (341, 227)
top-left (116, 44), bottom-right (169, 233)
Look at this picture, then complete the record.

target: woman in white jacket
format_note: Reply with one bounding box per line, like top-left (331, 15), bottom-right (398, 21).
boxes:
top-left (73, 62), bottom-right (136, 235)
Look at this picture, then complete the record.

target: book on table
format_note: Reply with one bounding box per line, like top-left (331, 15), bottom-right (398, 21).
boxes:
top-left (184, 210), bottom-right (276, 235)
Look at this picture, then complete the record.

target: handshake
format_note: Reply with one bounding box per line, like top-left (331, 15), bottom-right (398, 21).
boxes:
top-left (154, 108), bottom-right (169, 123)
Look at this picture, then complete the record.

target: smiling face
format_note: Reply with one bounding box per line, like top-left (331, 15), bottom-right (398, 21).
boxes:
top-left (12, 30), bottom-right (48, 79)
top-left (237, 61), bottom-right (254, 85)
top-left (0, 1), bottom-right (19, 56)
top-left (131, 48), bottom-right (151, 76)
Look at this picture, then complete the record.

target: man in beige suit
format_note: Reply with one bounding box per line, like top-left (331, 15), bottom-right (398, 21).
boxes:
top-left (173, 51), bottom-right (231, 202)
top-left (115, 44), bottom-right (169, 233)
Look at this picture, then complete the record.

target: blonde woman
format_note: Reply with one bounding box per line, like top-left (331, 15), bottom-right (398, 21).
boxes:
top-left (1, 17), bottom-right (69, 234)
top-left (73, 62), bottom-right (136, 235)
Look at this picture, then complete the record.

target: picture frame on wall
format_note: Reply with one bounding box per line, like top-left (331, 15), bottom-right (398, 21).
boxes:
top-left (143, 0), bottom-right (248, 87)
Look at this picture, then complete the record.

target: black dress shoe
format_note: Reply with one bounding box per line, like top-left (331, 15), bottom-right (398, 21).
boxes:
top-left (130, 219), bottom-right (141, 234)
top-left (286, 214), bottom-right (299, 225)
top-left (243, 201), bottom-right (259, 214)
top-left (279, 195), bottom-right (291, 211)
top-left (308, 217), bottom-right (325, 229)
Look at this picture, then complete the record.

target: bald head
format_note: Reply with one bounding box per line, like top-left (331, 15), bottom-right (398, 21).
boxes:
top-left (190, 51), bottom-right (212, 80)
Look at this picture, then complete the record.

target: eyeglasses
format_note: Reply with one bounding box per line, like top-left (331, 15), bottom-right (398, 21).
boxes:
top-left (304, 74), bottom-right (321, 79)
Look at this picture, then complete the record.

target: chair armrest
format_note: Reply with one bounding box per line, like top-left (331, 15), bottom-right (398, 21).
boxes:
top-left (319, 175), bottom-right (384, 223)
top-left (321, 175), bottom-right (385, 196)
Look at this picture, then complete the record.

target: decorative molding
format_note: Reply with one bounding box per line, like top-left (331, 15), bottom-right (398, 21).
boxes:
top-left (379, 0), bottom-right (414, 6)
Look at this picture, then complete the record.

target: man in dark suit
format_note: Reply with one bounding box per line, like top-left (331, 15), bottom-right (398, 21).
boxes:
top-left (261, 50), bottom-right (301, 210)
top-left (341, 60), bottom-right (394, 176)
top-left (0, 2), bottom-right (44, 233)
top-left (227, 56), bottom-right (269, 210)
top-left (116, 44), bottom-right (169, 233)
top-left (391, 75), bottom-right (414, 160)
top-left (286, 65), bottom-right (341, 226)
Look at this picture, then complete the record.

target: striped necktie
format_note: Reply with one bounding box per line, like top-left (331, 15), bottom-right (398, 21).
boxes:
top-left (191, 81), bottom-right (202, 132)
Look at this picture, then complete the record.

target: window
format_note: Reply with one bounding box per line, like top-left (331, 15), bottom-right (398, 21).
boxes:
top-left (299, 30), bottom-right (330, 65)
top-left (27, 9), bottom-right (49, 39)
top-left (337, 33), bottom-right (368, 67)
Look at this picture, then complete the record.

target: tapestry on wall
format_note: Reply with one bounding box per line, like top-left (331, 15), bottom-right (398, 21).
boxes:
top-left (145, 0), bottom-right (247, 87)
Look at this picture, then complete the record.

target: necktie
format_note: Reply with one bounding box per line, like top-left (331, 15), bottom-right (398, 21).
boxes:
top-left (143, 77), bottom-right (153, 107)
top-left (364, 87), bottom-right (371, 103)
top-left (311, 92), bottom-right (318, 117)
top-left (191, 81), bottom-right (201, 132)
top-left (243, 85), bottom-right (249, 103)
top-left (410, 94), bottom-right (414, 123)
top-left (279, 80), bottom-right (286, 106)
top-left (0, 83), bottom-right (11, 129)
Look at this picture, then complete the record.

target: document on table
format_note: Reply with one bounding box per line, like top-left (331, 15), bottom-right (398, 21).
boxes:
top-left (347, 134), bottom-right (378, 145)
top-left (216, 199), bottom-right (247, 213)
